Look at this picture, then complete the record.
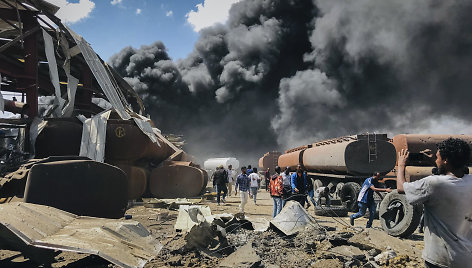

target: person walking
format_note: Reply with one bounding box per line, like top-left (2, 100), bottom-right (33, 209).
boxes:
top-left (212, 165), bottom-right (228, 205)
top-left (396, 138), bottom-right (472, 268)
top-left (248, 167), bottom-right (260, 205)
top-left (281, 167), bottom-right (292, 207)
top-left (269, 166), bottom-right (283, 217)
top-left (227, 164), bottom-right (236, 196)
top-left (350, 172), bottom-right (391, 228)
top-left (265, 168), bottom-right (271, 191)
top-left (291, 164), bottom-right (308, 207)
top-left (235, 166), bottom-right (250, 213)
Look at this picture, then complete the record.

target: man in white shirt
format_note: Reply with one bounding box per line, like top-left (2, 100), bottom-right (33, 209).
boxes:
top-left (314, 186), bottom-right (331, 208)
top-left (396, 138), bottom-right (472, 268)
top-left (248, 167), bottom-right (261, 205)
top-left (227, 165), bottom-right (237, 196)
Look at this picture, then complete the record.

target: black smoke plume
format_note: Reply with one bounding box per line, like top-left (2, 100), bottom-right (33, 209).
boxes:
top-left (109, 0), bottom-right (472, 165)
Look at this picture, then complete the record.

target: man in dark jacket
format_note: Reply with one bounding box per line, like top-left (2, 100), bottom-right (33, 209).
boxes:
top-left (213, 165), bottom-right (228, 205)
top-left (265, 168), bottom-right (271, 191)
top-left (290, 164), bottom-right (308, 207)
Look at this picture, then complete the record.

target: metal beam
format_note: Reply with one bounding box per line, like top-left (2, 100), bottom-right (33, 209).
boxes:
top-left (0, 25), bottom-right (39, 53)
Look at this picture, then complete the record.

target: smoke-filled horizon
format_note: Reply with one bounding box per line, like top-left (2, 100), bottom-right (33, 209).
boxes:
top-left (109, 0), bottom-right (472, 166)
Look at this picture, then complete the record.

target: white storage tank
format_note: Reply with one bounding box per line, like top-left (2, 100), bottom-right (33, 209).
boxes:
top-left (203, 158), bottom-right (240, 170)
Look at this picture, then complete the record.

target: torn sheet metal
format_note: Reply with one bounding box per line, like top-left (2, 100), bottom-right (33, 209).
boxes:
top-left (0, 73), bottom-right (4, 112)
top-left (59, 33), bottom-right (79, 117)
top-left (270, 201), bottom-right (315, 236)
top-left (79, 110), bottom-right (111, 162)
top-left (65, 27), bottom-right (131, 120)
top-left (42, 29), bottom-right (65, 117)
top-left (174, 205), bottom-right (212, 232)
top-left (133, 116), bottom-right (160, 146)
top-left (0, 202), bottom-right (162, 268)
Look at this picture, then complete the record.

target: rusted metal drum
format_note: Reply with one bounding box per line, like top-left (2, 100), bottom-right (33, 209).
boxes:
top-left (392, 134), bottom-right (472, 166)
top-left (149, 165), bottom-right (205, 198)
top-left (105, 120), bottom-right (172, 161)
top-left (278, 150), bottom-right (304, 170)
top-left (111, 163), bottom-right (148, 200)
top-left (35, 118), bottom-right (83, 158)
top-left (259, 151), bottom-right (281, 172)
top-left (302, 134), bottom-right (396, 175)
top-left (24, 160), bottom-right (128, 219)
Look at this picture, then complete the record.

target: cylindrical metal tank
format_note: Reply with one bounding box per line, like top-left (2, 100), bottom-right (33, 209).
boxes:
top-left (149, 164), bottom-right (205, 198)
top-left (203, 158), bottom-right (239, 170)
top-left (300, 134), bottom-right (396, 175)
top-left (258, 151), bottom-right (281, 172)
top-left (278, 150), bottom-right (304, 170)
top-left (35, 118), bottom-right (83, 158)
top-left (392, 134), bottom-right (472, 166)
top-left (105, 120), bottom-right (172, 162)
top-left (110, 162), bottom-right (148, 200)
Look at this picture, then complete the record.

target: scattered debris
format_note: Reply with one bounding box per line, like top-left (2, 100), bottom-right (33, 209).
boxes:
top-left (144, 198), bottom-right (204, 210)
top-left (270, 201), bottom-right (316, 236)
top-left (0, 202), bottom-right (162, 268)
top-left (219, 243), bottom-right (261, 268)
top-left (174, 205), bottom-right (212, 232)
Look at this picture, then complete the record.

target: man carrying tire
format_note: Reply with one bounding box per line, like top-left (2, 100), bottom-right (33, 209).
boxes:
top-left (396, 138), bottom-right (472, 268)
top-left (350, 172), bottom-right (392, 228)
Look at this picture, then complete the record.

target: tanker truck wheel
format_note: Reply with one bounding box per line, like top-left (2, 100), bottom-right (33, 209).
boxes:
top-left (379, 191), bottom-right (423, 238)
top-left (340, 182), bottom-right (361, 212)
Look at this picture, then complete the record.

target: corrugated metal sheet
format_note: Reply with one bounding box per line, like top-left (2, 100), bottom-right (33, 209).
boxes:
top-left (0, 202), bottom-right (162, 268)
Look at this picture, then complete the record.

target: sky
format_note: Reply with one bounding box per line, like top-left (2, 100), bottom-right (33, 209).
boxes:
top-left (47, 0), bottom-right (241, 61)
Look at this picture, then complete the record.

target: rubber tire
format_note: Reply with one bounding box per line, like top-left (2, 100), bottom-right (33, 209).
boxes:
top-left (314, 206), bottom-right (349, 217)
top-left (379, 190), bottom-right (423, 238)
top-left (341, 182), bottom-right (361, 212)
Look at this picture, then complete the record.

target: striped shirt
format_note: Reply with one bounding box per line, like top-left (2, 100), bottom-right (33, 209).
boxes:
top-left (235, 173), bottom-right (250, 192)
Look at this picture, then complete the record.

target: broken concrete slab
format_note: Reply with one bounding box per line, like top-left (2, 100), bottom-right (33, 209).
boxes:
top-left (174, 205), bottom-right (212, 232)
top-left (245, 217), bottom-right (270, 232)
top-left (348, 229), bottom-right (421, 258)
top-left (270, 201), bottom-right (315, 236)
top-left (0, 202), bottom-right (162, 268)
top-left (144, 198), bottom-right (204, 210)
top-left (219, 243), bottom-right (261, 268)
top-left (329, 245), bottom-right (366, 261)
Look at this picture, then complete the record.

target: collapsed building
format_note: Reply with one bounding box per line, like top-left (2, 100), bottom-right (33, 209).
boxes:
top-left (0, 0), bottom-right (208, 216)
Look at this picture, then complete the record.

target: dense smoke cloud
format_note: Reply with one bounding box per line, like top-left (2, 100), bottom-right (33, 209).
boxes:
top-left (110, 0), bottom-right (472, 164)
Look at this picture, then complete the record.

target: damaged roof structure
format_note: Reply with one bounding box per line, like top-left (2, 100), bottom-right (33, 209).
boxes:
top-left (0, 0), bottom-right (208, 204)
top-left (0, 1), bottom-right (210, 266)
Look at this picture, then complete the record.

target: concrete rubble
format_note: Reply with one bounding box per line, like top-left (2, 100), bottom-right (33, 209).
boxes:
top-left (142, 200), bottom-right (423, 267)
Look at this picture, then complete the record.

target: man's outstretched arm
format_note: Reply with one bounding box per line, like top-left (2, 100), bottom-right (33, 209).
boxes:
top-left (396, 149), bottom-right (410, 193)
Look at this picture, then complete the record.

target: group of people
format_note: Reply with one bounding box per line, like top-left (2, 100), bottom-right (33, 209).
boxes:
top-left (211, 164), bottom-right (261, 206)
top-left (213, 137), bottom-right (472, 267)
top-left (234, 164), bottom-right (332, 218)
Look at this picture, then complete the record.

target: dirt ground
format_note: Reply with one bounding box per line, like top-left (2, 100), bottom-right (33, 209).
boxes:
top-left (0, 189), bottom-right (425, 268)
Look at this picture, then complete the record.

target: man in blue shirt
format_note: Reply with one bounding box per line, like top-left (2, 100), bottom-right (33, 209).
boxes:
top-left (235, 166), bottom-right (250, 213)
top-left (350, 172), bottom-right (392, 228)
top-left (291, 164), bottom-right (308, 207)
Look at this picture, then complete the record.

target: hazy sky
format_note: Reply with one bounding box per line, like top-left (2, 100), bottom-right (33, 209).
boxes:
top-left (46, 0), bottom-right (241, 61)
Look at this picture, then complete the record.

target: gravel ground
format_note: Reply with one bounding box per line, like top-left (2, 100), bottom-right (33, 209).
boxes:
top-left (0, 189), bottom-right (425, 267)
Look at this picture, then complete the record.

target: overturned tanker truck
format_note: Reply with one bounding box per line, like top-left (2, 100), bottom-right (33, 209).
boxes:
top-left (0, 0), bottom-right (207, 219)
top-left (278, 133), bottom-right (397, 211)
